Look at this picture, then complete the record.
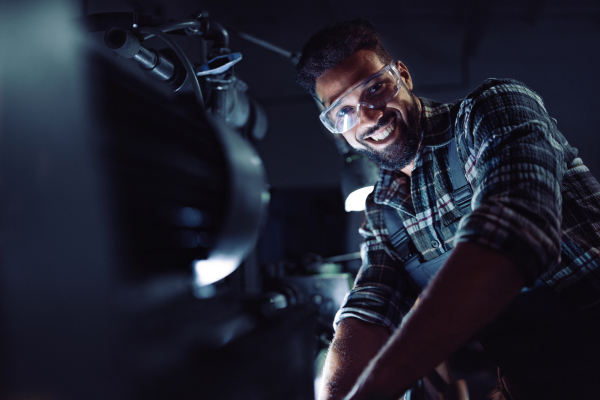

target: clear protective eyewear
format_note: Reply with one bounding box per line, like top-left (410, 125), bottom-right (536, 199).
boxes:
top-left (319, 63), bottom-right (402, 134)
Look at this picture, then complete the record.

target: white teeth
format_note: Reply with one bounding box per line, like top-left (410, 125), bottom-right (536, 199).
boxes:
top-left (369, 121), bottom-right (395, 142)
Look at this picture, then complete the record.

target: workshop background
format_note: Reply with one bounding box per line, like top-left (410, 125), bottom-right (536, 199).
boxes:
top-left (1, 0), bottom-right (599, 399)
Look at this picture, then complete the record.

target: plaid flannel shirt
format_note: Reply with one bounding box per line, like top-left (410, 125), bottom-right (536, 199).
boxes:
top-left (335, 78), bottom-right (600, 333)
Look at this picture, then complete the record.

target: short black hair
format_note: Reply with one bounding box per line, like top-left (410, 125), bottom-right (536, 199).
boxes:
top-left (295, 18), bottom-right (392, 96)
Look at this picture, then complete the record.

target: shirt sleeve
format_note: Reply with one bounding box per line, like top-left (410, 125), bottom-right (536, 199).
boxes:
top-left (454, 78), bottom-right (566, 285)
top-left (333, 196), bottom-right (418, 333)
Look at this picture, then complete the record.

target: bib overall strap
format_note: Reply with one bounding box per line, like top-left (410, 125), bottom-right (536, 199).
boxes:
top-left (382, 137), bottom-right (473, 289)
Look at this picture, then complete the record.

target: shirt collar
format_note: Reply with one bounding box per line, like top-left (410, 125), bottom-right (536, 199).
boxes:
top-left (419, 97), bottom-right (458, 148)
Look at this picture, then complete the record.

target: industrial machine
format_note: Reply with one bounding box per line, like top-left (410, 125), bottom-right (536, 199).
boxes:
top-left (0, 3), bottom-right (320, 399)
top-left (0, 3), bottom-right (475, 399)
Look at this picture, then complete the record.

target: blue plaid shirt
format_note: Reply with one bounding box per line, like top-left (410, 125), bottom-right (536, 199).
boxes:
top-left (335, 78), bottom-right (600, 333)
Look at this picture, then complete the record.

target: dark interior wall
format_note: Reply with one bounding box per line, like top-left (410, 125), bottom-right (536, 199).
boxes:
top-left (85, 0), bottom-right (600, 190)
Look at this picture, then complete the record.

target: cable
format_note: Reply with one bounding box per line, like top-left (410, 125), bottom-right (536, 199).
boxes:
top-left (137, 26), bottom-right (205, 111)
top-left (218, 21), bottom-right (298, 65)
top-left (146, 20), bottom-right (202, 36)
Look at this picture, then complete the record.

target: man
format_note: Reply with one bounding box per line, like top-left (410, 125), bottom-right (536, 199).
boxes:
top-left (295, 19), bottom-right (600, 400)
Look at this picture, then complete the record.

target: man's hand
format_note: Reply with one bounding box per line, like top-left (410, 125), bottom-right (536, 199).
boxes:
top-left (318, 318), bottom-right (389, 400)
top-left (343, 242), bottom-right (526, 400)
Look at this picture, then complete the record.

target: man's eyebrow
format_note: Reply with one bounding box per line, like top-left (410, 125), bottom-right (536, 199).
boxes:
top-left (325, 94), bottom-right (347, 110)
top-left (362, 74), bottom-right (379, 86)
top-left (324, 83), bottom-right (359, 109)
top-left (324, 91), bottom-right (343, 109)
top-left (324, 71), bottom-right (384, 108)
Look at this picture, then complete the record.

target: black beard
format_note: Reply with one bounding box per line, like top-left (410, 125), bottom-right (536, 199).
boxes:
top-left (355, 94), bottom-right (421, 171)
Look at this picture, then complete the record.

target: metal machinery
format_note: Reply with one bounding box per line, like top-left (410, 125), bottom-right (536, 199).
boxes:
top-left (0, 2), bottom-right (328, 399)
top-left (0, 3), bottom-right (474, 399)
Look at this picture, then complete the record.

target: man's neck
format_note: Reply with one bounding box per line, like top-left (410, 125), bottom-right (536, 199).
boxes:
top-left (400, 159), bottom-right (415, 177)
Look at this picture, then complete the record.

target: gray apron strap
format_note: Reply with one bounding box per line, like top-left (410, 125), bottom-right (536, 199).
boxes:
top-left (383, 137), bottom-right (472, 290)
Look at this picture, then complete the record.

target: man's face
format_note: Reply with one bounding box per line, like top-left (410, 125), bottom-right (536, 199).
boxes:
top-left (315, 49), bottom-right (422, 172)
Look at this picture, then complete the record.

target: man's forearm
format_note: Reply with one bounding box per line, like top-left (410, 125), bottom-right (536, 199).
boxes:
top-left (345, 241), bottom-right (527, 400)
top-left (318, 318), bottom-right (389, 400)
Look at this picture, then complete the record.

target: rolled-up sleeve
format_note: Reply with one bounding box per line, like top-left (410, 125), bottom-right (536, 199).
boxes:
top-left (334, 201), bottom-right (418, 333)
top-left (454, 79), bottom-right (565, 285)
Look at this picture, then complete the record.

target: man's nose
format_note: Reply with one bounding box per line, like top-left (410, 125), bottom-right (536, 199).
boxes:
top-left (358, 105), bottom-right (384, 128)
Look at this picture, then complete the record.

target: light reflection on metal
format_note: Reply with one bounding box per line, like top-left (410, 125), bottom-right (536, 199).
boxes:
top-left (193, 257), bottom-right (239, 287)
top-left (195, 52), bottom-right (242, 77)
top-left (192, 116), bottom-right (269, 290)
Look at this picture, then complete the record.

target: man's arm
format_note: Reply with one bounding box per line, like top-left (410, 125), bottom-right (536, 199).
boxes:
top-left (318, 318), bottom-right (389, 400)
top-left (344, 241), bottom-right (526, 400)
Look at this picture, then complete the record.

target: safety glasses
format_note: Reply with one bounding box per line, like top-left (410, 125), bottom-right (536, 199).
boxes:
top-left (319, 64), bottom-right (402, 134)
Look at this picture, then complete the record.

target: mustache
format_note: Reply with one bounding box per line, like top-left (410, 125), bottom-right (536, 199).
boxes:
top-left (362, 110), bottom-right (400, 139)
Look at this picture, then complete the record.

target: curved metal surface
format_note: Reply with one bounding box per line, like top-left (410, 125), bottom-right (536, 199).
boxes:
top-left (193, 116), bottom-right (269, 288)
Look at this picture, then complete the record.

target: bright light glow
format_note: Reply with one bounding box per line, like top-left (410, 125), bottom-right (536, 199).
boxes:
top-left (132, 23), bottom-right (138, 28)
top-left (193, 257), bottom-right (238, 287)
top-left (345, 186), bottom-right (374, 212)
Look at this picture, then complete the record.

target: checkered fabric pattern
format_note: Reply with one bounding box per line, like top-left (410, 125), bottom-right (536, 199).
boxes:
top-left (335, 78), bottom-right (600, 333)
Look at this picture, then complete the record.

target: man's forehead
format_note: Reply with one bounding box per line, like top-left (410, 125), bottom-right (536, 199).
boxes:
top-left (315, 50), bottom-right (386, 108)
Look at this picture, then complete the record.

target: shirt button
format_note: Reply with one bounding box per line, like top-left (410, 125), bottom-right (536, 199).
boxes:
top-left (431, 240), bottom-right (440, 248)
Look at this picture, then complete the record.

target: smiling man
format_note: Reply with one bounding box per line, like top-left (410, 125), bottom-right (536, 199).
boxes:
top-left (296, 19), bottom-right (600, 400)
top-left (316, 50), bottom-right (421, 173)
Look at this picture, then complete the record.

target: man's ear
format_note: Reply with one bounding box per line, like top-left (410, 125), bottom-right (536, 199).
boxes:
top-left (395, 60), bottom-right (413, 92)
